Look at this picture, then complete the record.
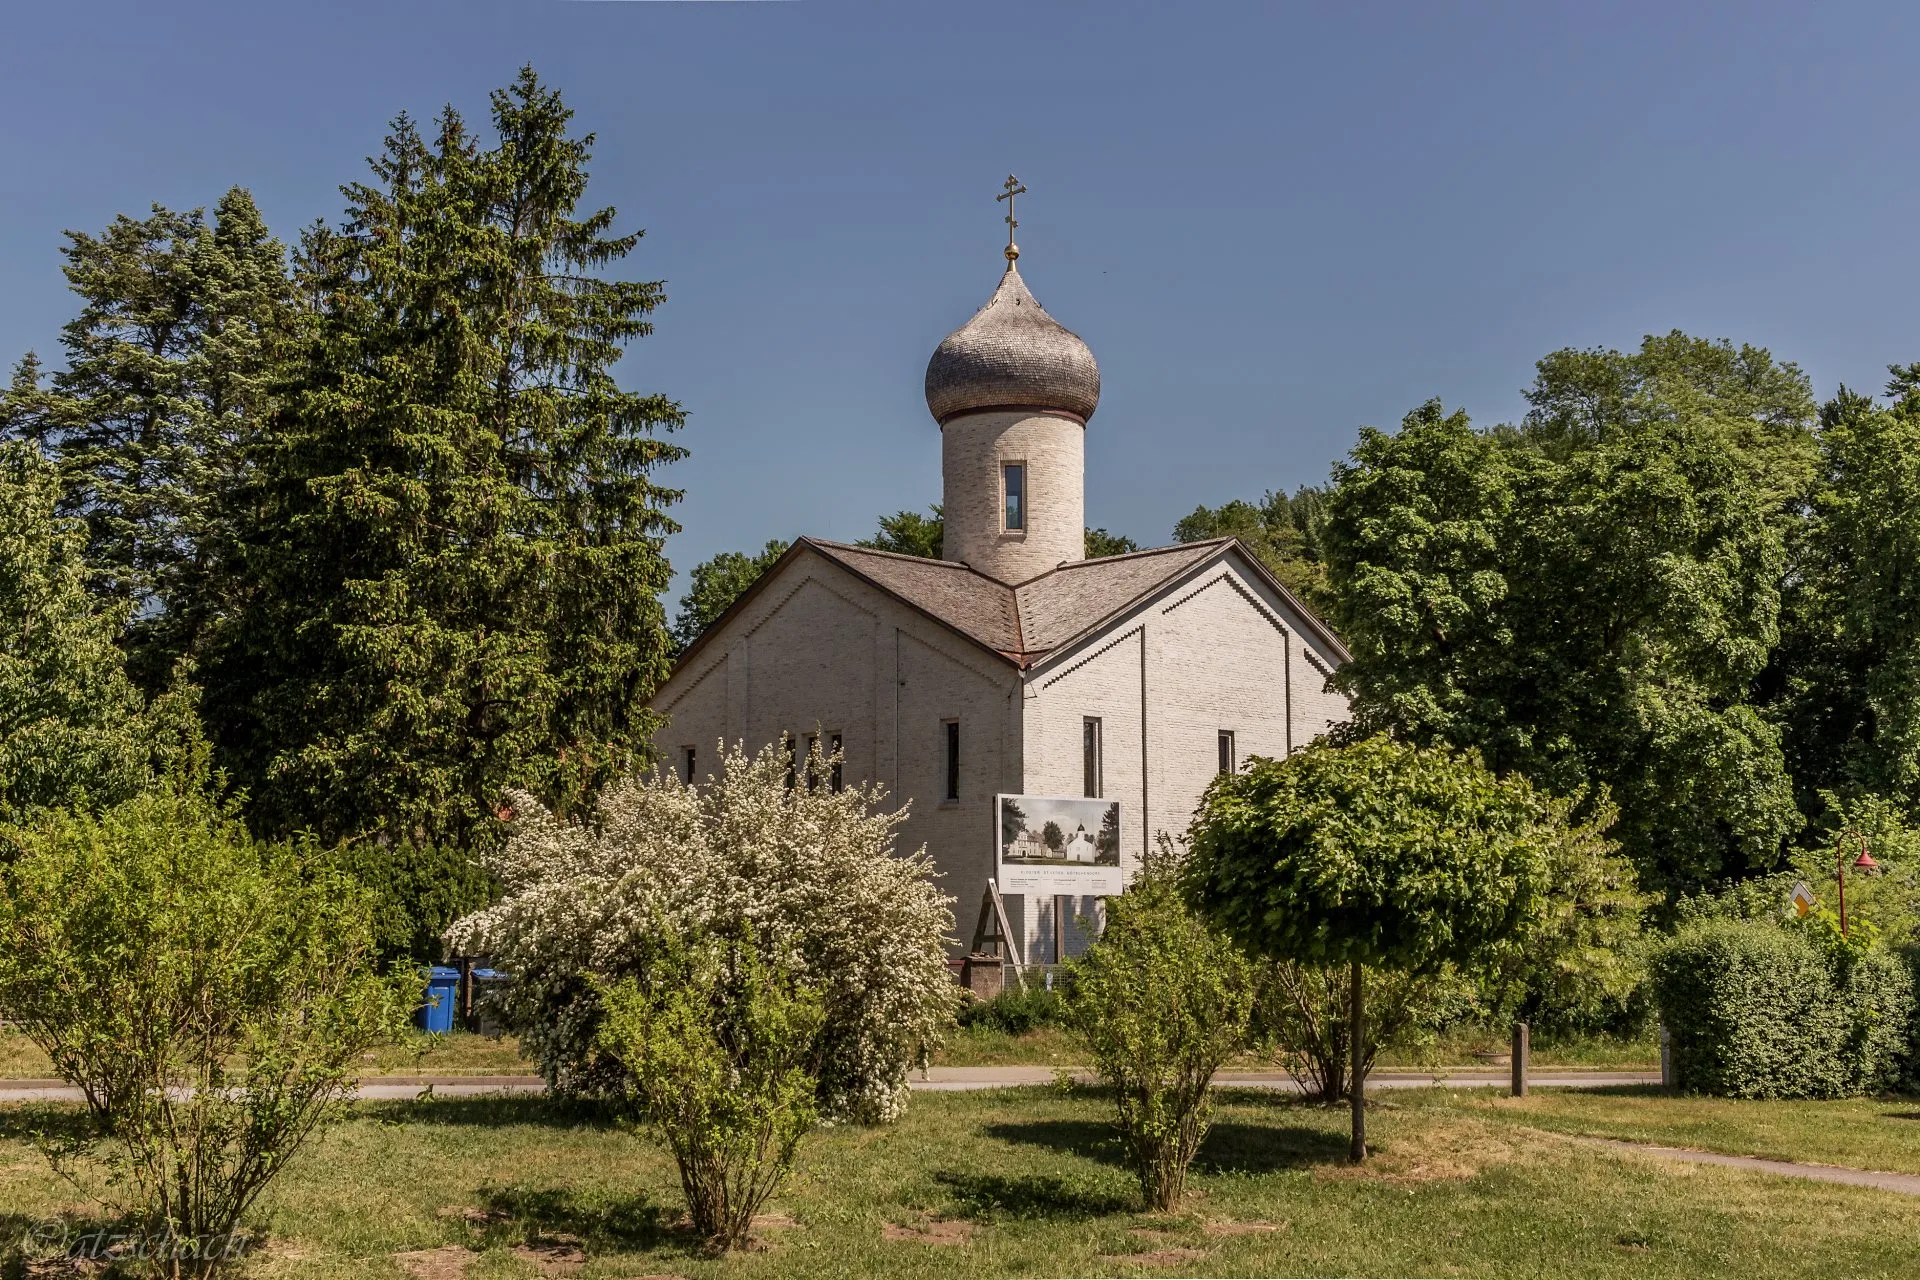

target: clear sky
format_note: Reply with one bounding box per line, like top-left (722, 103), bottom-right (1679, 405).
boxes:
top-left (4, 1), bottom-right (1917, 601)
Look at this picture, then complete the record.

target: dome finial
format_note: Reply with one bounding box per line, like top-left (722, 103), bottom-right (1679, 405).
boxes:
top-left (996, 174), bottom-right (1026, 266)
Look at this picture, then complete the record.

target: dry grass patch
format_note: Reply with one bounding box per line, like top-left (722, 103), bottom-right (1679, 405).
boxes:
top-left (391, 1244), bottom-right (474, 1279)
top-left (880, 1216), bottom-right (973, 1245)
top-left (1314, 1109), bottom-right (1533, 1186)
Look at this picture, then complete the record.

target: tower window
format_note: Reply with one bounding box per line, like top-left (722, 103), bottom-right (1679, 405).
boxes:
top-left (1083, 717), bottom-right (1103, 798)
top-left (1218, 730), bottom-right (1236, 776)
top-left (682, 746), bottom-right (696, 784)
top-left (944, 720), bottom-right (960, 801)
top-left (1002, 462), bottom-right (1026, 532)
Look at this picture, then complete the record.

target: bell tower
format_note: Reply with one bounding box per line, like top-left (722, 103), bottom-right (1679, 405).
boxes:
top-left (923, 178), bottom-right (1101, 584)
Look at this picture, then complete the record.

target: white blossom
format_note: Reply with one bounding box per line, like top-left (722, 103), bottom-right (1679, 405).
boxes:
top-left (447, 739), bottom-right (960, 1122)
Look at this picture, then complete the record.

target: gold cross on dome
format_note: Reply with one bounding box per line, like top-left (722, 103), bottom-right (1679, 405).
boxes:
top-left (996, 174), bottom-right (1027, 262)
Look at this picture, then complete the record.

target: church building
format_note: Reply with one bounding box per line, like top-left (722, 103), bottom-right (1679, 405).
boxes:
top-left (650, 198), bottom-right (1351, 960)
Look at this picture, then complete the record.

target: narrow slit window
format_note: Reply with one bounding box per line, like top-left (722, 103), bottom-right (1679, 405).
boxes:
top-left (785, 733), bottom-right (797, 792)
top-left (1083, 717), bottom-right (1103, 798)
top-left (804, 733), bottom-right (819, 791)
top-left (944, 721), bottom-right (960, 801)
top-left (1002, 463), bottom-right (1025, 532)
top-left (830, 732), bottom-right (844, 792)
top-left (682, 746), bottom-right (696, 785)
top-left (1218, 730), bottom-right (1236, 776)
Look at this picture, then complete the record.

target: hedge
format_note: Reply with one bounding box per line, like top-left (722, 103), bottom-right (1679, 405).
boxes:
top-left (1650, 921), bottom-right (1903, 1099)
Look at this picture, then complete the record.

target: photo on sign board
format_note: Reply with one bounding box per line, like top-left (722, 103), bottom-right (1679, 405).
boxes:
top-left (998, 795), bottom-right (1121, 867)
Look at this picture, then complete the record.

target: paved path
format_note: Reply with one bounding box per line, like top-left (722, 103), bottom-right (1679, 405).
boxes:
top-left (1590, 1138), bottom-right (1920, 1197)
top-left (913, 1067), bottom-right (1660, 1092)
top-left (0, 1067), bottom-right (1659, 1104)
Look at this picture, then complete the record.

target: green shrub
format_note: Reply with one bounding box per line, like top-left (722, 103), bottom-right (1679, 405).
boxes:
top-left (1838, 947), bottom-right (1915, 1094)
top-left (1653, 921), bottom-right (1857, 1098)
top-left (1254, 960), bottom-right (1475, 1101)
top-left (597, 931), bottom-right (823, 1253)
top-left (328, 838), bottom-right (496, 968)
top-left (0, 791), bottom-right (410, 1274)
top-left (1067, 858), bottom-right (1253, 1211)
top-left (958, 975), bottom-right (1068, 1034)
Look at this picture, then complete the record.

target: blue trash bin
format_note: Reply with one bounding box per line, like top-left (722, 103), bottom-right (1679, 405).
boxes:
top-left (416, 966), bottom-right (462, 1034)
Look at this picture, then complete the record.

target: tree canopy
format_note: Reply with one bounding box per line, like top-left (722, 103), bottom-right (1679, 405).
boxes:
top-left (201, 68), bottom-right (686, 847)
top-left (673, 539), bottom-right (790, 652)
top-left (1185, 736), bottom-right (1560, 974)
top-left (1322, 335), bottom-right (1818, 897)
top-left (1175, 486), bottom-right (1332, 616)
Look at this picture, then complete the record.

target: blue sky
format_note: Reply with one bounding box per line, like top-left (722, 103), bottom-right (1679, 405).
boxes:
top-left (4, 1), bottom-right (1917, 601)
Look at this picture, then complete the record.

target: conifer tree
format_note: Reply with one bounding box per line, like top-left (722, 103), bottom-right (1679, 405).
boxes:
top-left (207, 69), bottom-right (685, 847)
top-left (0, 189), bottom-right (293, 688)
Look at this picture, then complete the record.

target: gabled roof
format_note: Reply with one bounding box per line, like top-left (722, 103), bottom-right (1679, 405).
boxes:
top-left (669, 534), bottom-right (1349, 678)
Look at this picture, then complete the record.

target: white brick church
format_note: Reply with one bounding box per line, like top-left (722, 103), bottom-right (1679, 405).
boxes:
top-left (650, 224), bottom-right (1350, 961)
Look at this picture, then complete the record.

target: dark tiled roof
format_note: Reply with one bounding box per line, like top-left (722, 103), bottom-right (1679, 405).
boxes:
top-left (805, 538), bottom-right (1235, 666)
top-left (805, 541), bottom-right (1024, 656)
top-left (1015, 542), bottom-right (1224, 656)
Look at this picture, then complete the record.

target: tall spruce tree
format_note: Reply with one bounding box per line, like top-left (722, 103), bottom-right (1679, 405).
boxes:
top-left (206, 69), bottom-right (685, 847)
top-left (0, 190), bottom-right (292, 689)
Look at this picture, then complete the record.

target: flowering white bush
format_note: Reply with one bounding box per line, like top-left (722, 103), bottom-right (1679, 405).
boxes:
top-left (446, 739), bottom-right (960, 1123)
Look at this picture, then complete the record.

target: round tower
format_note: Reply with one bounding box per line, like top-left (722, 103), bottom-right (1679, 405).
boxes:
top-left (924, 257), bottom-right (1100, 584)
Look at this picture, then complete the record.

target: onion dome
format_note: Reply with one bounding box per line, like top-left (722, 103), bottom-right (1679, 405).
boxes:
top-left (924, 263), bottom-right (1101, 425)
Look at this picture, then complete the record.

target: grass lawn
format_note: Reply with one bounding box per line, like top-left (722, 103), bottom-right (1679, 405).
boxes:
top-left (6, 1086), bottom-right (1920, 1278)
top-left (1417, 1085), bottom-right (1920, 1175)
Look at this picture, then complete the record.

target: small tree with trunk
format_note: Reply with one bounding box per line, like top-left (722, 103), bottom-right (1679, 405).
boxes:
top-left (1185, 735), bottom-right (1558, 1161)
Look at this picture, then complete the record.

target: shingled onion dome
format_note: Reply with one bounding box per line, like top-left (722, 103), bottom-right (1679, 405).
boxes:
top-left (924, 263), bottom-right (1101, 426)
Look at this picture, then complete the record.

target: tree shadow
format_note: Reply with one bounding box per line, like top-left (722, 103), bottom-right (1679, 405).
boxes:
top-left (931, 1171), bottom-right (1135, 1222)
top-left (983, 1118), bottom-right (1349, 1175)
top-left (473, 1184), bottom-right (690, 1253)
top-left (360, 1093), bottom-right (624, 1131)
top-left (0, 1104), bottom-right (96, 1144)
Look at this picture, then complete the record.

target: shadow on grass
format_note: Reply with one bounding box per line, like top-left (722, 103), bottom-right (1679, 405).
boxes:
top-left (361, 1093), bottom-right (623, 1131)
top-left (0, 1103), bottom-right (95, 1144)
top-left (474, 1184), bottom-right (690, 1252)
top-left (932, 1170), bottom-right (1135, 1222)
top-left (984, 1118), bottom-right (1348, 1175)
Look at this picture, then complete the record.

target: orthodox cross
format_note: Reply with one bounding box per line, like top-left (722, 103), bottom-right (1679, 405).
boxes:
top-left (997, 174), bottom-right (1027, 261)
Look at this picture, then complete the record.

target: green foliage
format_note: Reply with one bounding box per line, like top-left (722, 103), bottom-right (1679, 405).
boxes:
top-left (0, 189), bottom-right (293, 689)
top-left (1475, 794), bottom-right (1652, 1030)
top-left (1185, 736), bottom-right (1558, 974)
top-left (597, 933), bottom-right (823, 1252)
top-left (1174, 486), bottom-right (1333, 616)
top-left (957, 974), bottom-right (1068, 1034)
top-left (1775, 378), bottom-right (1920, 822)
top-left (203, 69), bottom-right (685, 847)
top-left (672, 539), bottom-right (789, 652)
top-left (0, 440), bottom-right (203, 820)
top-left (858, 505), bottom-right (943, 558)
top-left (1084, 526), bottom-right (1138, 558)
top-left (1325, 363), bottom-right (1807, 897)
top-left (326, 839), bottom-right (497, 968)
top-left (1253, 960), bottom-right (1474, 1101)
top-left (1067, 851), bottom-right (1253, 1211)
top-left (0, 791), bottom-right (409, 1271)
top-left (1652, 920), bottom-right (1914, 1099)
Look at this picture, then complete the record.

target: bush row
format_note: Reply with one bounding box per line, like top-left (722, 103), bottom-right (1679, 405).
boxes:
top-left (1652, 919), bottom-right (1916, 1098)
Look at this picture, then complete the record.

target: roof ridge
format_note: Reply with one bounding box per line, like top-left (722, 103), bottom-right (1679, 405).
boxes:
top-left (804, 537), bottom-right (1017, 587)
top-left (1010, 539), bottom-right (1225, 588)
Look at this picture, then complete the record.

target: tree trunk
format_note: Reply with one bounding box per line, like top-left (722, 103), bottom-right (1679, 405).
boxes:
top-left (1349, 960), bottom-right (1366, 1163)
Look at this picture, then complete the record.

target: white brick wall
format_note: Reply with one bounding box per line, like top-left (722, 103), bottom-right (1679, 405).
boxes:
top-left (651, 544), bottom-right (1350, 962)
top-left (940, 409), bottom-right (1085, 583)
top-left (654, 551), bottom-right (1024, 956)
